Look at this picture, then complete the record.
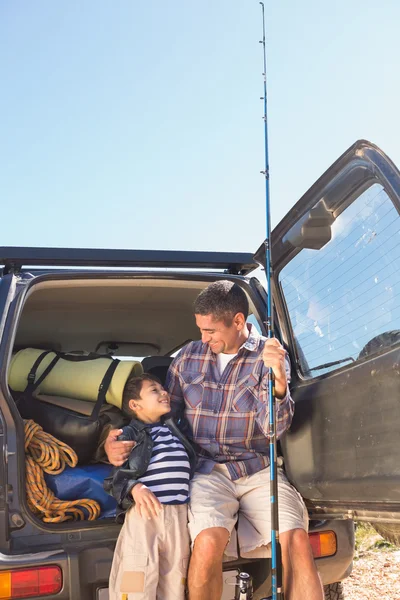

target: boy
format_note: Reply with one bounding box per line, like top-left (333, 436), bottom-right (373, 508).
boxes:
top-left (105, 373), bottom-right (196, 600)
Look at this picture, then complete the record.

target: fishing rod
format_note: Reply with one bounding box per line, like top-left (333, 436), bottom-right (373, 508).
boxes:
top-left (233, 4), bottom-right (283, 600)
top-left (259, 2), bottom-right (284, 599)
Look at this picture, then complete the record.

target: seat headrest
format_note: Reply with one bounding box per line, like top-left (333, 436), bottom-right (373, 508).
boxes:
top-left (141, 356), bottom-right (174, 386)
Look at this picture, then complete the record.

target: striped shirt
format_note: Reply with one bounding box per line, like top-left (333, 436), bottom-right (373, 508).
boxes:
top-left (139, 424), bottom-right (190, 505)
top-left (166, 324), bottom-right (294, 480)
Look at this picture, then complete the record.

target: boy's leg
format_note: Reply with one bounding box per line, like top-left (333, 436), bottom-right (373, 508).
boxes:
top-left (157, 504), bottom-right (190, 600)
top-left (109, 507), bottom-right (160, 600)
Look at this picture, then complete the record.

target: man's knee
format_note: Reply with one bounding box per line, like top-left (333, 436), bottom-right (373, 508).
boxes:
top-left (192, 527), bottom-right (229, 565)
top-left (281, 528), bottom-right (312, 555)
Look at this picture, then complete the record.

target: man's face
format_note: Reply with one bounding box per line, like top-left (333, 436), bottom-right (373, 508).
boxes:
top-left (195, 313), bottom-right (245, 354)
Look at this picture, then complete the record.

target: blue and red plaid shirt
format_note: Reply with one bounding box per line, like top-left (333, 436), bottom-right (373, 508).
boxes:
top-left (166, 325), bottom-right (294, 480)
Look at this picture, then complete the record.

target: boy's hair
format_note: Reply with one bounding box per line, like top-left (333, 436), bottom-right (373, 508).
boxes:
top-left (121, 372), bottom-right (162, 418)
top-left (194, 280), bottom-right (249, 326)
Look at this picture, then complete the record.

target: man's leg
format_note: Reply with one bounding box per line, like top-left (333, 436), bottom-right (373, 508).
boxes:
top-left (280, 528), bottom-right (323, 600)
top-left (187, 466), bottom-right (239, 600)
top-left (237, 467), bottom-right (323, 600)
top-left (188, 527), bottom-right (230, 600)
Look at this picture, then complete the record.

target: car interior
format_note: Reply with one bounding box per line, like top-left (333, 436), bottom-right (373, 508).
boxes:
top-left (7, 274), bottom-right (264, 527)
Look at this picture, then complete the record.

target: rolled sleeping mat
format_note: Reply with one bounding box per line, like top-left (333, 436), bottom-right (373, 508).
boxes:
top-left (8, 348), bottom-right (143, 409)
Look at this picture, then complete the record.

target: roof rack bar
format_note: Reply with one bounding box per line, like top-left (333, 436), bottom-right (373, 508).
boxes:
top-left (0, 247), bottom-right (258, 275)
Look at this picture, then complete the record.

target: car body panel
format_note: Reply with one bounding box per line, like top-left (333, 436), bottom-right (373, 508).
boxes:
top-left (259, 140), bottom-right (400, 521)
top-left (2, 140), bottom-right (398, 595)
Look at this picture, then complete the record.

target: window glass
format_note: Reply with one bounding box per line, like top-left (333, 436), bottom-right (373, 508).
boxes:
top-left (279, 184), bottom-right (400, 375)
top-left (247, 313), bottom-right (262, 334)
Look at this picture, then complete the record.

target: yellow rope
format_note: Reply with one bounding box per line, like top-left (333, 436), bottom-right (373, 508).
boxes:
top-left (24, 420), bottom-right (101, 523)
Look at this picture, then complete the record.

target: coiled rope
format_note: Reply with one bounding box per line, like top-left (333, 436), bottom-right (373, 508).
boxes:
top-left (24, 419), bottom-right (101, 523)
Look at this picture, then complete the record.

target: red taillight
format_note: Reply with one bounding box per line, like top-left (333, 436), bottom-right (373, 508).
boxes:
top-left (308, 531), bottom-right (337, 558)
top-left (0, 566), bottom-right (62, 599)
top-left (11, 569), bottom-right (38, 598)
top-left (37, 566), bottom-right (62, 595)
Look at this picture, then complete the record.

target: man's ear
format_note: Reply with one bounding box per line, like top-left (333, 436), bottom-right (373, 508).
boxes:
top-left (233, 312), bottom-right (246, 329)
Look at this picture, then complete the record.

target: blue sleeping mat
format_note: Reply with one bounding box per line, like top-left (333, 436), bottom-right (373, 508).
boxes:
top-left (45, 464), bottom-right (117, 519)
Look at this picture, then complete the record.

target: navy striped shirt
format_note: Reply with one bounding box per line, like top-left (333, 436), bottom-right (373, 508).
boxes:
top-left (139, 424), bottom-right (190, 505)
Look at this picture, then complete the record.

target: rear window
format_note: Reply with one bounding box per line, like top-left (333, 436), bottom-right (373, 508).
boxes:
top-left (279, 183), bottom-right (400, 376)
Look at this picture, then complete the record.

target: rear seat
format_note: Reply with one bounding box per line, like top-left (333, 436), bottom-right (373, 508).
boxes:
top-left (141, 356), bottom-right (174, 386)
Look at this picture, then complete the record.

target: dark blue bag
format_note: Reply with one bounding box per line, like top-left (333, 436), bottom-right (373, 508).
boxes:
top-left (45, 464), bottom-right (117, 519)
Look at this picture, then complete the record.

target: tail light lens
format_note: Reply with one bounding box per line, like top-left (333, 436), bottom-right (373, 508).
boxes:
top-left (0, 566), bottom-right (62, 599)
top-left (309, 530), bottom-right (337, 558)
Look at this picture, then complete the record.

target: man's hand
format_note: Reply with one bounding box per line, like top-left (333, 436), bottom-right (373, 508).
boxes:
top-left (131, 483), bottom-right (162, 520)
top-left (104, 428), bottom-right (136, 466)
top-left (262, 338), bottom-right (288, 399)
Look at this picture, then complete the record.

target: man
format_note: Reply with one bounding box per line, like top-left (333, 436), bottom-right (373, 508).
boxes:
top-left (105, 280), bottom-right (323, 600)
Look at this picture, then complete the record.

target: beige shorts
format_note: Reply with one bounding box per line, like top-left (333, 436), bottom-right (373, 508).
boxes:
top-left (109, 504), bottom-right (190, 600)
top-left (188, 464), bottom-right (308, 561)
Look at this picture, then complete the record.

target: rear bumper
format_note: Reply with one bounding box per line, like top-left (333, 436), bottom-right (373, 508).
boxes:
top-left (0, 544), bottom-right (114, 600)
top-left (312, 519), bottom-right (355, 584)
top-left (0, 520), bottom-right (354, 600)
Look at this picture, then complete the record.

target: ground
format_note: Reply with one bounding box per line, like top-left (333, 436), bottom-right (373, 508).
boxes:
top-left (342, 523), bottom-right (400, 600)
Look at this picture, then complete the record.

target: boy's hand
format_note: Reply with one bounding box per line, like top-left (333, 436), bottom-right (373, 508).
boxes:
top-left (104, 428), bottom-right (136, 466)
top-left (131, 483), bottom-right (162, 519)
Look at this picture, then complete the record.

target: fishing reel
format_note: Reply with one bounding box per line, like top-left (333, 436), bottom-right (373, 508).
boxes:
top-left (233, 572), bottom-right (253, 600)
top-left (232, 571), bottom-right (272, 600)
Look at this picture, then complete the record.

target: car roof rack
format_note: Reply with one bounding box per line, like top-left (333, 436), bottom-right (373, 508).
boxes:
top-left (0, 246), bottom-right (258, 276)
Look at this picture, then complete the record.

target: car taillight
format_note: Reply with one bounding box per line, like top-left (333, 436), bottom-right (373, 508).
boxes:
top-left (309, 531), bottom-right (337, 558)
top-left (0, 566), bottom-right (62, 599)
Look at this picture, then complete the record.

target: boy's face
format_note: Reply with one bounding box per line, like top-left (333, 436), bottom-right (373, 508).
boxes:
top-left (129, 379), bottom-right (171, 423)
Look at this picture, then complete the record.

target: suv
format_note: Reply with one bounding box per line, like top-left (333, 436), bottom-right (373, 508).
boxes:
top-left (0, 139), bottom-right (399, 600)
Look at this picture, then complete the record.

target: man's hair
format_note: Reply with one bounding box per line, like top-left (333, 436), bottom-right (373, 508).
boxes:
top-left (121, 372), bottom-right (162, 418)
top-left (193, 280), bottom-right (249, 325)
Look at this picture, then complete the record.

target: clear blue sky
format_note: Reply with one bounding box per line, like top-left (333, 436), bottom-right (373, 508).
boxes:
top-left (1, 1), bottom-right (399, 254)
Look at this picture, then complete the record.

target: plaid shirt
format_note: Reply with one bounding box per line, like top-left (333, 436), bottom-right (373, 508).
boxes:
top-left (166, 325), bottom-right (294, 480)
